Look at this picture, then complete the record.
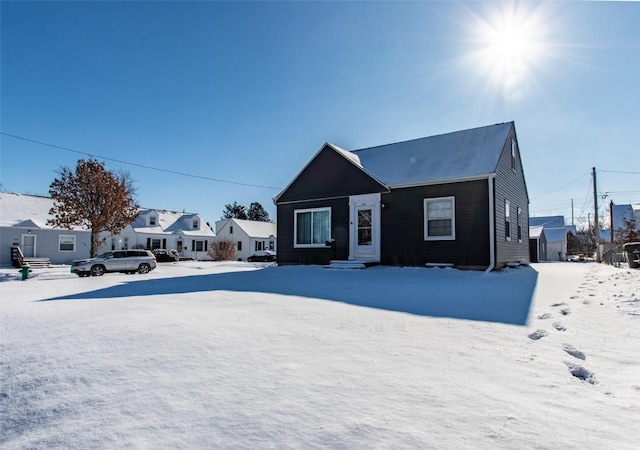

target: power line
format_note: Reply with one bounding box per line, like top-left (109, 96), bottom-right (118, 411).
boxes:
top-left (530, 172), bottom-right (590, 201)
top-left (0, 132), bottom-right (283, 190)
top-left (599, 169), bottom-right (640, 175)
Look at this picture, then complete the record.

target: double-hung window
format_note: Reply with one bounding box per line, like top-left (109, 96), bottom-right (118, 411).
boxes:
top-left (517, 207), bottom-right (522, 242)
top-left (424, 197), bottom-right (455, 240)
top-left (294, 207), bottom-right (331, 247)
top-left (59, 235), bottom-right (76, 252)
top-left (511, 140), bottom-right (517, 172)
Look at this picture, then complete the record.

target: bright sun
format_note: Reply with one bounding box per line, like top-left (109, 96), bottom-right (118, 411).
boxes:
top-left (471, 3), bottom-right (547, 94)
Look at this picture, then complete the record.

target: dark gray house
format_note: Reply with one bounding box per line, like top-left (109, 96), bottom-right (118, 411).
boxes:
top-left (274, 122), bottom-right (530, 271)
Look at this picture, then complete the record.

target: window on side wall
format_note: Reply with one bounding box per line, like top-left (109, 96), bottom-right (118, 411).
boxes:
top-left (511, 140), bottom-right (517, 172)
top-left (237, 241), bottom-right (242, 251)
top-left (59, 235), bottom-right (76, 252)
top-left (424, 197), bottom-right (455, 240)
top-left (505, 200), bottom-right (511, 241)
top-left (517, 207), bottom-right (522, 242)
top-left (294, 207), bottom-right (331, 247)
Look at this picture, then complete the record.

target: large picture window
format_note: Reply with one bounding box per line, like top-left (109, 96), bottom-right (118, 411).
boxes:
top-left (59, 235), bottom-right (76, 252)
top-left (294, 207), bottom-right (331, 247)
top-left (424, 197), bottom-right (455, 240)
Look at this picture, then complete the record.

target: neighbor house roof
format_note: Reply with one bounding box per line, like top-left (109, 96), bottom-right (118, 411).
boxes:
top-left (350, 122), bottom-right (514, 187)
top-left (529, 216), bottom-right (566, 229)
top-left (131, 209), bottom-right (215, 237)
top-left (612, 204), bottom-right (640, 230)
top-left (217, 218), bottom-right (276, 238)
top-left (0, 192), bottom-right (86, 231)
top-left (529, 225), bottom-right (545, 239)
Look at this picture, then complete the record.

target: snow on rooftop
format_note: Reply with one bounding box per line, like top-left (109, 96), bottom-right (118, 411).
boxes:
top-left (0, 192), bottom-right (85, 230)
top-left (351, 122), bottom-right (513, 186)
top-left (529, 225), bottom-right (544, 239)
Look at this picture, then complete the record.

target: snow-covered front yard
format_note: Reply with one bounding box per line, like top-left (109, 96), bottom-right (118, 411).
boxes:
top-left (1, 261), bottom-right (638, 449)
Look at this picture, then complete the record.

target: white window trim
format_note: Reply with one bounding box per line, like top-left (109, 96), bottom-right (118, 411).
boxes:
top-left (58, 234), bottom-right (76, 252)
top-left (294, 207), bottom-right (332, 248)
top-left (511, 140), bottom-right (517, 173)
top-left (505, 199), bottom-right (512, 241)
top-left (424, 196), bottom-right (456, 241)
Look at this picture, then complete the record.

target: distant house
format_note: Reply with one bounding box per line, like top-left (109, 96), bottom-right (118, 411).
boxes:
top-left (611, 203), bottom-right (640, 242)
top-left (215, 218), bottom-right (277, 261)
top-left (274, 122), bottom-right (530, 270)
top-left (0, 192), bottom-right (91, 266)
top-left (529, 225), bottom-right (547, 262)
top-left (528, 216), bottom-right (573, 261)
top-left (103, 209), bottom-right (216, 261)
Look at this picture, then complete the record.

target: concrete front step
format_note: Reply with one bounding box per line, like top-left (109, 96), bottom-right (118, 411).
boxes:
top-left (326, 260), bottom-right (379, 269)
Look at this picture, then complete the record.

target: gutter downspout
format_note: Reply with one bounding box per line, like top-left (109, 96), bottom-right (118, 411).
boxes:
top-left (485, 175), bottom-right (496, 273)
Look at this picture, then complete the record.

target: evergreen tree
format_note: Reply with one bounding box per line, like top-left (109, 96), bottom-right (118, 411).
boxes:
top-left (221, 202), bottom-right (248, 220)
top-left (47, 159), bottom-right (139, 257)
top-left (247, 202), bottom-right (270, 222)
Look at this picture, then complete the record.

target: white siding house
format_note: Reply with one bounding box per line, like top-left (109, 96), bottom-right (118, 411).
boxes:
top-left (215, 218), bottom-right (277, 261)
top-left (103, 209), bottom-right (216, 261)
top-left (0, 192), bottom-right (92, 266)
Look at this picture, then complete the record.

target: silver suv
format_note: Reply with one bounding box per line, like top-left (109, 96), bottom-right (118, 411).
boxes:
top-left (71, 250), bottom-right (157, 277)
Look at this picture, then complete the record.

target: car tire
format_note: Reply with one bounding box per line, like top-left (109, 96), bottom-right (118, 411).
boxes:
top-left (91, 265), bottom-right (105, 277)
top-left (138, 263), bottom-right (151, 274)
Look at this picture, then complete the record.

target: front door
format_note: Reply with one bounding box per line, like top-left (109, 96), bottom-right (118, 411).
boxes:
top-left (349, 193), bottom-right (381, 261)
top-left (355, 206), bottom-right (374, 258)
top-left (22, 234), bottom-right (36, 257)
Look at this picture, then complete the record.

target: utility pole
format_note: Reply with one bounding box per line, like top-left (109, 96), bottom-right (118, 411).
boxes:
top-left (592, 167), bottom-right (601, 262)
top-left (571, 199), bottom-right (574, 226)
top-left (610, 200), bottom-right (614, 244)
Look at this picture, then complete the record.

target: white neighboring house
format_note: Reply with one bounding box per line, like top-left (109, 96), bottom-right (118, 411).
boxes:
top-left (103, 209), bottom-right (216, 261)
top-left (529, 215), bottom-right (574, 261)
top-left (215, 218), bottom-right (277, 261)
top-left (0, 192), bottom-right (92, 266)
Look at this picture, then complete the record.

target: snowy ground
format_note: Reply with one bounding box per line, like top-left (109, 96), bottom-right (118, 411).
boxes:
top-left (1, 261), bottom-right (639, 449)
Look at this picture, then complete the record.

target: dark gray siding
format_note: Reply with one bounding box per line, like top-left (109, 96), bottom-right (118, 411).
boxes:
top-left (277, 198), bottom-right (349, 265)
top-left (493, 125), bottom-right (530, 267)
top-left (380, 180), bottom-right (490, 269)
top-left (276, 145), bottom-right (387, 204)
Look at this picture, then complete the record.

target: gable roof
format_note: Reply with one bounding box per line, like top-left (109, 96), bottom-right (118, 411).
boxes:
top-left (612, 204), bottom-right (640, 230)
top-left (351, 122), bottom-right (514, 187)
top-left (130, 209), bottom-right (215, 237)
top-left (529, 225), bottom-right (545, 239)
top-left (217, 218), bottom-right (276, 238)
top-left (0, 192), bottom-right (87, 231)
top-left (275, 122), bottom-right (516, 203)
top-left (529, 216), bottom-right (566, 229)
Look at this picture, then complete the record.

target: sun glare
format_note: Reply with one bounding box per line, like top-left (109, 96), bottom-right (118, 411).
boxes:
top-left (470, 3), bottom-right (548, 95)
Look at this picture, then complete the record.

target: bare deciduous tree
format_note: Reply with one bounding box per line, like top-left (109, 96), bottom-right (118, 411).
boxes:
top-left (208, 240), bottom-right (237, 261)
top-left (47, 159), bottom-right (139, 257)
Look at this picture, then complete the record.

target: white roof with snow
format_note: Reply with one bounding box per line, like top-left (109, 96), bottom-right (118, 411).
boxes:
top-left (529, 225), bottom-right (544, 239)
top-left (0, 192), bottom-right (86, 230)
top-left (217, 218), bottom-right (276, 238)
top-left (350, 122), bottom-right (513, 187)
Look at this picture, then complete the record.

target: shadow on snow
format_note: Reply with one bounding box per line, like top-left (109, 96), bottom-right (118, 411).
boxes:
top-left (40, 265), bottom-right (537, 325)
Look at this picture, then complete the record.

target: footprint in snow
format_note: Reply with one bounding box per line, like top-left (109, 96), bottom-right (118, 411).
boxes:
top-left (565, 362), bottom-right (597, 384)
top-left (553, 322), bottom-right (567, 331)
top-left (552, 302), bottom-right (568, 307)
top-left (537, 313), bottom-right (553, 320)
top-left (528, 329), bottom-right (548, 340)
top-left (560, 308), bottom-right (571, 316)
top-left (562, 344), bottom-right (586, 360)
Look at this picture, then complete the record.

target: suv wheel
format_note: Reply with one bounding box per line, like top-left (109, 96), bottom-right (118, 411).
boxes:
top-left (138, 263), bottom-right (151, 274)
top-left (91, 265), bottom-right (105, 276)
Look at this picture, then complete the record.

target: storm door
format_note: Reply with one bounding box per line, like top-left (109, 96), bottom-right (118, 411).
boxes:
top-left (22, 234), bottom-right (36, 257)
top-left (349, 193), bottom-right (381, 261)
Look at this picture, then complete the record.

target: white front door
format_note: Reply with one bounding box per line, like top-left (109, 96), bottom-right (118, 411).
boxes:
top-left (22, 234), bottom-right (36, 257)
top-left (349, 193), bottom-right (381, 261)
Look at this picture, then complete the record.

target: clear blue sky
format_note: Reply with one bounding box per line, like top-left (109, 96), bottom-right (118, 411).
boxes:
top-left (1, 1), bottom-right (639, 228)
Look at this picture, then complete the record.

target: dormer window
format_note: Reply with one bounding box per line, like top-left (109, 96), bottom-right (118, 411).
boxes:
top-left (192, 219), bottom-right (199, 229)
top-left (149, 216), bottom-right (157, 226)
